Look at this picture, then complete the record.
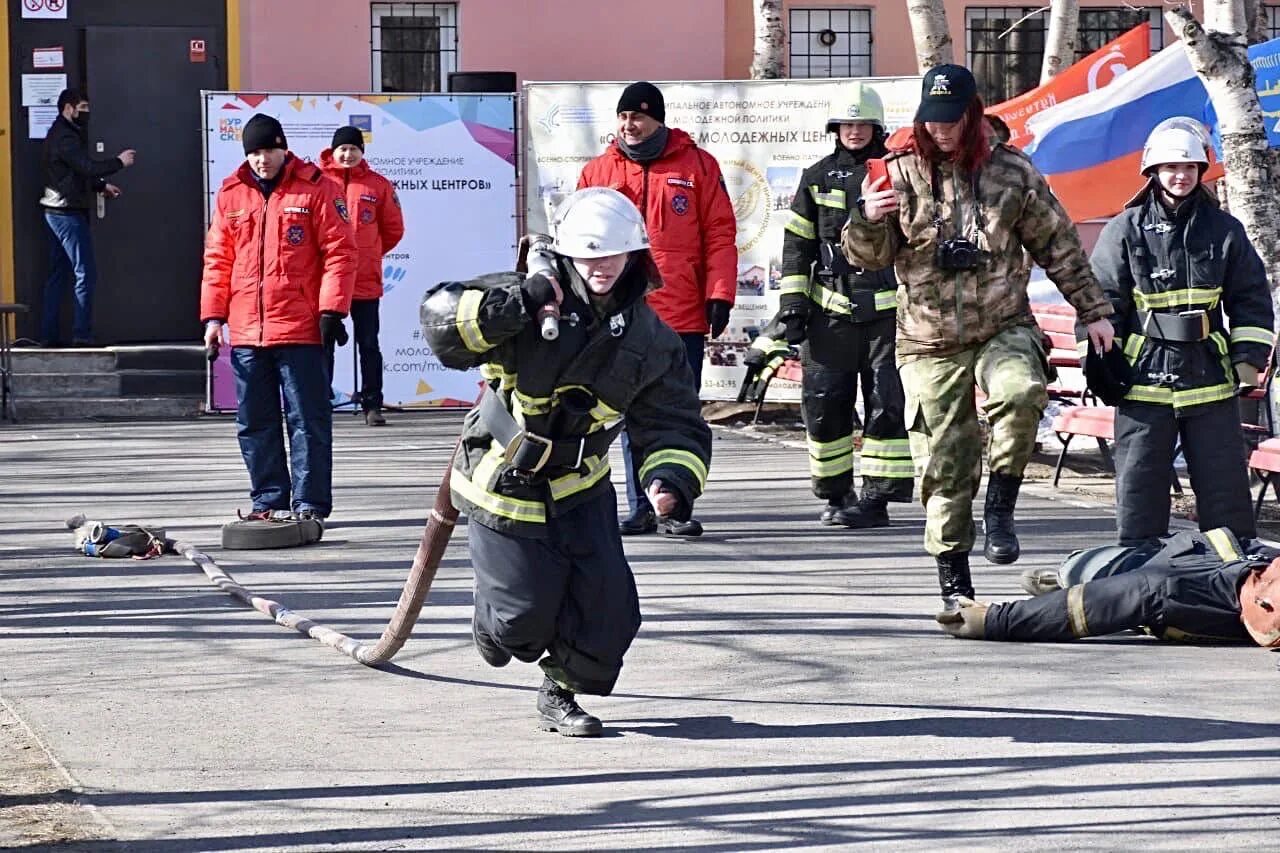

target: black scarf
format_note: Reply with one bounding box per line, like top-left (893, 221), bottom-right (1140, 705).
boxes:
top-left (618, 126), bottom-right (670, 163)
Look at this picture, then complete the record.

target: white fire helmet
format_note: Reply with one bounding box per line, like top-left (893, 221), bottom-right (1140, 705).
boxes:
top-left (1140, 117), bottom-right (1212, 175)
top-left (825, 82), bottom-right (886, 133)
top-left (551, 187), bottom-right (649, 258)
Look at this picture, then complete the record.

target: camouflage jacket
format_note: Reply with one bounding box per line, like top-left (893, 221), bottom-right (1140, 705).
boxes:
top-left (841, 143), bottom-right (1113, 360)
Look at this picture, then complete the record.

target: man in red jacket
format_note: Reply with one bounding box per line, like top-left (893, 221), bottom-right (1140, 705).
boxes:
top-left (578, 81), bottom-right (738, 536)
top-left (320, 125), bottom-right (406, 426)
top-left (201, 114), bottom-right (357, 525)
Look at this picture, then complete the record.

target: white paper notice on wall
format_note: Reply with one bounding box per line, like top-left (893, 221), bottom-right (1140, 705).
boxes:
top-left (28, 106), bottom-right (59, 139)
top-left (22, 0), bottom-right (69, 20)
top-left (22, 73), bottom-right (67, 107)
top-left (32, 47), bottom-right (64, 69)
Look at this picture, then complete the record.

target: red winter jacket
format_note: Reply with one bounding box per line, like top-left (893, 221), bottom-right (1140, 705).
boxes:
top-left (201, 155), bottom-right (357, 346)
top-left (318, 149), bottom-right (405, 300)
top-left (578, 129), bottom-right (738, 334)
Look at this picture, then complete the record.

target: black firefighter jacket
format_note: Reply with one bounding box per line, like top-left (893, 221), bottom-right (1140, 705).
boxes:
top-left (421, 254), bottom-right (712, 537)
top-left (40, 115), bottom-right (124, 211)
top-left (779, 142), bottom-right (897, 326)
top-left (1090, 181), bottom-right (1274, 414)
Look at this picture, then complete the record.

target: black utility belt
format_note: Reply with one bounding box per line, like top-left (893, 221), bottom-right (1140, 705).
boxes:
top-left (1138, 309), bottom-right (1211, 343)
top-left (478, 388), bottom-right (617, 475)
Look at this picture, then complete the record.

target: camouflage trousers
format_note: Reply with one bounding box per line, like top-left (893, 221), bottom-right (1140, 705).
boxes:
top-left (899, 324), bottom-right (1049, 556)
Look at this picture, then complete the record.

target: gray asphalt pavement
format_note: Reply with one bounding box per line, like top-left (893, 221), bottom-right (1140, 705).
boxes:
top-left (2, 413), bottom-right (1278, 851)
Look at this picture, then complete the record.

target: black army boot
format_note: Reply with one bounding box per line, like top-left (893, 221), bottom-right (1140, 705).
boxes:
top-left (536, 676), bottom-right (603, 737)
top-left (983, 472), bottom-right (1023, 564)
top-left (472, 614), bottom-right (511, 668)
top-left (819, 491), bottom-right (854, 525)
top-left (936, 551), bottom-right (976, 614)
top-left (834, 493), bottom-right (891, 529)
top-left (619, 505), bottom-right (657, 535)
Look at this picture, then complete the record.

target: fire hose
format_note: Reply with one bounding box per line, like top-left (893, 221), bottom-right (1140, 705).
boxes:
top-left (175, 446), bottom-right (459, 666)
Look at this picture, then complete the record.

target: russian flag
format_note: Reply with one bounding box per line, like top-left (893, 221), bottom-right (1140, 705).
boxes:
top-left (1024, 44), bottom-right (1219, 222)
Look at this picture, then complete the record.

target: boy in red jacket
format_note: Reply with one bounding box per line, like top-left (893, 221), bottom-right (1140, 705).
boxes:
top-left (320, 126), bottom-right (406, 425)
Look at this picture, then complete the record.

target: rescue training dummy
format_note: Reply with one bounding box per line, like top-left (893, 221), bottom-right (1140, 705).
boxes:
top-left (420, 187), bottom-right (712, 736)
top-left (936, 527), bottom-right (1280, 647)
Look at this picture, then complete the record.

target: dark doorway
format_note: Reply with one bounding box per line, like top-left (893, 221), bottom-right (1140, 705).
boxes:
top-left (85, 26), bottom-right (217, 343)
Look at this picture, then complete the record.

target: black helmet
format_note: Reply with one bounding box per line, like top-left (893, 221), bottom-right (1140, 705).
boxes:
top-left (1083, 340), bottom-right (1132, 406)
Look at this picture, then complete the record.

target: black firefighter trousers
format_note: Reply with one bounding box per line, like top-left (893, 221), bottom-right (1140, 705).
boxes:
top-left (469, 486), bottom-right (641, 696)
top-left (801, 313), bottom-right (911, 502)
top-left (1113, 398), bottom-right (1255, 546)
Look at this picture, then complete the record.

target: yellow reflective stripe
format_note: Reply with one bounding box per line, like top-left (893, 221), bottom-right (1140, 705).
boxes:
top-left (1172, 382), bottom-right (1235, 408)
top-left (807, 434), bottom-right (854, 458)
top-left (860, 437), bottom-right (911, 458)
top-left (1125, 384), bottom-right (1172, 404)
top-left (874, 290), bottom-right (897, 311)
top-left (1231, 326), bottom-right (1275, 346)
top-left (813, 187), bottom-right (847, 210)
top-left (479, 363), bottom-right (517, 390)
top-left (587, 396), bottom-right (622, 432)
top-left (1123, 333), bottom-right (1145, 364)
top-left (1132, 287), bottom-right (1221, 310)
top-left (455, 290), bottom-right (493, 354)
top-left (859, 458), bottom-right (915, 478)
top-left (1067, 586), bottom-right (1090, 638)
top-left (810, 452), bottom-right (854, 478)
top-left (454, 446), bottom-right (546, 523)
top-left (809, 283), bottom-right (852, 316)
top-left (1204, 527), bottom-right (1239, 562)
top-left (779, 275), bottom-right (810, 296)
top-left (1209, 331), bottom-right (1228, 357)
top-left (514, 389), bottom-right (554, 416)
top-left (785, 212), bottom-right (816, 240)
top-left (639, 449), bottom-right (708, 490)
top-left (549, 454), bottom-right (611, 501)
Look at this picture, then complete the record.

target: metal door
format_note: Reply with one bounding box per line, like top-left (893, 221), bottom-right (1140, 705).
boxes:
top-left (86, 26), bottom-right (217, 343)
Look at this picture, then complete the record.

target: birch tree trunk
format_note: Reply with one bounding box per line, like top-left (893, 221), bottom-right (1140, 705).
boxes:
top-left (750, 0), bottom-right (786, 79)
top-left (1167, 4), bottom-right (1280, 291)
top-left (906, 0), bottom-right (954, 73)
top-left (1041, 0), bottom-right (1080, 83)
top-left (1242, 0), bottom-right (1270, 45)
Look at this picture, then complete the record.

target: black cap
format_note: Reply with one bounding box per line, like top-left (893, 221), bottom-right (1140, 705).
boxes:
top-left (616, 81), bottom-right (665, 124)
top-left (242, 113), bottom-right (287, 155)
top-left (915, 65), bottom-right (978, 123)
top-left (331, 125), bottom-right (365, 152)
top-left (1083, 340), bottom-right (1132, 406)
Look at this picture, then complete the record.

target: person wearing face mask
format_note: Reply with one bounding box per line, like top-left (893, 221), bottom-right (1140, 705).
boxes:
top-left (1089, 118), bottom-right (1273, 549)
top-left (319, 125), bottom-right (406, 426)
top-left (200, 114), bottom-right (356, 531)
top-left (420, 187), bottom-right (711, 737)
top-left (843, 65), bottom-right (1115, 615)
top-left (38, 88), bottom-right (136, 347)
top-left (777, 83), bottom-right (913, 528)
top-left (577, 81), bottom-right (737, 539)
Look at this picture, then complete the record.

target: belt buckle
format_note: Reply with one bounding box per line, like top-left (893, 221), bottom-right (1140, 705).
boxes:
top-left (504, 430), bottom-right (554, 474)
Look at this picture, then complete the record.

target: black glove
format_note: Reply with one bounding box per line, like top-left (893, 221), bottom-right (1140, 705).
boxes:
top-left (706, 300), bottom-right (732, 338)
top-left (520, 273), bottom-right (558, 316)
top-left (782, 315), bottom-right (808, 345)
top-left (320, 312), bottom-right (349, 348)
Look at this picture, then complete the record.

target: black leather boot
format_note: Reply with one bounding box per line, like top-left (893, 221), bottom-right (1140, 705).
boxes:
top-left (536, 676), bottom-right (603, 737)
top-left (619, 506), bottom-right (657, 535)
top-left (834, 493), bottom-right (890, 529)
top-left (818, 495), bottom-right (849, 525)
top-left (936, 551), bottom-right (975, 614)
top-left (983, 472), bottom-right (1023, 564)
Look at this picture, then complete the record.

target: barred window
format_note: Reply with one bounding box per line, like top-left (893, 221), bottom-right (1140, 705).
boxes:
top-left (1266, 5), bottom-right (1280, 40)
top-left (1076, 7), bottom-right (1164, 56)
top-left (788, 8), bottom-right (873, 78)
top-left (371, 2), bottom-right (458, 93)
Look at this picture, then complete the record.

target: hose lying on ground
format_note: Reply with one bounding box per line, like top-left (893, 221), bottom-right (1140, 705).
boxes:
top-left (176, 453), bottom-right (459, 667)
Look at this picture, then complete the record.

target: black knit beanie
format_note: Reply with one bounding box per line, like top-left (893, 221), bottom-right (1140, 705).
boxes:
top-left (242, 114), bottom-right (287, 154)
top-left (331, 125), bottom-right (365, 152)
top-left (616, 81), bottom-right (665, 124)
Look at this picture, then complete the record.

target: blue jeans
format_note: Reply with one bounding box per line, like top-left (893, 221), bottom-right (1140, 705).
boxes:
top-left (42, 210), bottom-right (97, 344)
top-left (232, 345), bottom-right (334, 517)
top-left (622, 332), bottom-right (704, 515)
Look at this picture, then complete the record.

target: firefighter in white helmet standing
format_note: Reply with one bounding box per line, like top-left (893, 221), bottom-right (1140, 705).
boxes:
top-left (777, 82), bottom-right (913, 527)
top-left (420, 187), bottom-right (711, 737)
top-left (1090, 117), bottom-right (1273, 547)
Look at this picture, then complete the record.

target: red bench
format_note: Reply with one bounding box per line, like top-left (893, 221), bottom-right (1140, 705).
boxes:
top-left (1051, 405), bottom-right (1116, 486)
top-left (1249, 437), bottom-right (1280, 519)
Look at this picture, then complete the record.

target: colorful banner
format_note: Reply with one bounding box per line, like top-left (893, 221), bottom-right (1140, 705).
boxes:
top-left (524, 77), bottom-right (921, 402)
top-left (202, 92), bottom-right (517, 411)
top-left (1207, 35), bottom-right (1280, 155)
top-left (989, 25), bottom-right (1149, 147)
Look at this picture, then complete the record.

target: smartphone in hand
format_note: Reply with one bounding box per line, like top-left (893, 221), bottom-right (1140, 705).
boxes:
top-left (865, 158), bottom-right (889, 187)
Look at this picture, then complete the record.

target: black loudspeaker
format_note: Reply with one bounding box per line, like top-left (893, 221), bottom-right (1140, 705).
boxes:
top-left (448, 71), bottom-right (517, 93)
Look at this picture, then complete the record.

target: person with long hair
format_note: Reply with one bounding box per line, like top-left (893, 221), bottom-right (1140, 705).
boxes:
top-left (841, 65), bottom-right (1116, 615)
